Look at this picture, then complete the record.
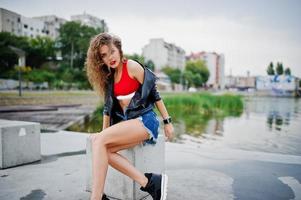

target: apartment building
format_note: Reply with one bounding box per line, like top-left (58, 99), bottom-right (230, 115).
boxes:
top-left (71, 12), bottom-right (108, 32)
top-left (142, 38), bottom-right (186, 72)
top-left (187, 51), bottom-right (225, 89)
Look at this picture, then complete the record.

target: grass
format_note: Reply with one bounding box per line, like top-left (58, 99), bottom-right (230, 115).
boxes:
top-left (162, 92), bottom-right (244, 117)
top-left (0, 90), bottom-right (102, 106)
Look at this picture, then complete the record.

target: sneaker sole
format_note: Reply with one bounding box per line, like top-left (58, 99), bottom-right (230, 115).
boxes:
top-left (161, 174), bottom-right (168, 200)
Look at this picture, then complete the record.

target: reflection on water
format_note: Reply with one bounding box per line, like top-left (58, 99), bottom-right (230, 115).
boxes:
top-left (187, 96), bottom-right (301, 156)
top-left (170, 113), bottom-right (226, 143)
top-left (66, 109), bottom-right (103, 133)
top-left (267, 111), bottom-right (290, 131)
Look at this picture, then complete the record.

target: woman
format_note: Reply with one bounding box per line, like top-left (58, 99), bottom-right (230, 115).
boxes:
top-left (86, 33), bottom-right (174, 200)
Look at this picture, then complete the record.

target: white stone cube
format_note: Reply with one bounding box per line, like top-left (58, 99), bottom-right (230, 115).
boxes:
top-left (0, 120), bottom-right (41, 169)
top-left (86, 134), bottom-right (165, 200)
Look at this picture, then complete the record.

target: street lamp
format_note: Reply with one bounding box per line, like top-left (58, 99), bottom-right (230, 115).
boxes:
top-left (9, 46), bottom-right (26, 96)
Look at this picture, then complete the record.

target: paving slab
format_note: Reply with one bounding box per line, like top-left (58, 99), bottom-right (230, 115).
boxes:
top-left (0, 130), bottom-right (301, 200)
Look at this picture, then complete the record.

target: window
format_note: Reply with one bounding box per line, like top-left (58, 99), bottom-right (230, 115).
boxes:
top-left (24, 24), bottom-right (28, 28)
top-left (30, 27), bottom-right (33, 31)
top-left (17, 18), bottom-right (21, 23)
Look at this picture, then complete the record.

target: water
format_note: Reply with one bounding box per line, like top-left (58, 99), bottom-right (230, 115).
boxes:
top-left (67, 96), bottom-right (301, 156)
top-left (182, 96), bottom-right (301, 156)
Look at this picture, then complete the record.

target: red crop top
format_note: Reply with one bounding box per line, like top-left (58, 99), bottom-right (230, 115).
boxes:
top-left (114, 60), bottom-right (140, 97)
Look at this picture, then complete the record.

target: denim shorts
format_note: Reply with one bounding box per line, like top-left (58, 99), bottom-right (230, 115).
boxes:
top-left (136, 110), bottom-right (160, 145)
top-left (116, 110), bottom-right (160, 145)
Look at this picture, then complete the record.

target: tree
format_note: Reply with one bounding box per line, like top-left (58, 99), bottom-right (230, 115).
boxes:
top-left (0, 32), bottom-right (57, 76)
top-left (162, 66), bottom-right (181, 84)
top-left (0, 45), bottom-right (18, 77)
top-left (58, 21), bottom-right (101, 69)
top-left (26, 36), bottom-right (56, 68)
top-left (58, 21), bottom-right (81, 69)
top-left (145, 60), bottom-right (155, 71)
top-left (192, 73), bottom-right (203, 87)
top-left (125, 53), bottom-right (145, 65)
top-left (284, 68), bottom-right (291, 76)
top-left (183, 70), bottom-right (194, 88)
top-left (276, 62), bottom-right (284, 75)
top-left (185, 60), bottom-right (210, 87)
top-left (267, 62), bottom-right (275, 75)
top-left (0, 32), bottom-right (27, 76)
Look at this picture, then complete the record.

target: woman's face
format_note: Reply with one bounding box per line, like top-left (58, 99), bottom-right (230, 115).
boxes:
top-left (99, 43), bottom-right (121, 69)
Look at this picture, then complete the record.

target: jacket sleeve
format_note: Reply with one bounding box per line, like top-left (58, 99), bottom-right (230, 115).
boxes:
top-left (102, 88), bottom-right (111, 116)
top-left (103, 99), bottom-right (110, 116)
top-left (149, 84), bottom-right (162, 103)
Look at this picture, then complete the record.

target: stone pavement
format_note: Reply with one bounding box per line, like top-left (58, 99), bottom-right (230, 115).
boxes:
top-left (1, 130), bottom-right (301, 200)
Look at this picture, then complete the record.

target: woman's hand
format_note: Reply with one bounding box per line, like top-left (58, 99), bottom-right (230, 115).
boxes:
top-left (163, 123), bottom-right (174, 141)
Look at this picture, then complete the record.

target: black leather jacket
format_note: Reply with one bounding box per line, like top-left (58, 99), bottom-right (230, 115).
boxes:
top-left (103, 62), bottom-right (161, 125)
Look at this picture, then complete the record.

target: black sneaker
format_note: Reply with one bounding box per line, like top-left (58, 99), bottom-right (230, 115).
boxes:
top-left (102, 193), bottom-right (110, 200)
top-left (140, 173), bottom-right (168, 200)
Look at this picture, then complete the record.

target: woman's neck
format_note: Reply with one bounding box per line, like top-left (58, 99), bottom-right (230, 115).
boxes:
top-left (114, 61), bottom-right (123, 80)
top-left (116, 61), bottom-right (123, 73)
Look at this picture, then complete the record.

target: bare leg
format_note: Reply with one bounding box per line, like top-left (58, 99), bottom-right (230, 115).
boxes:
top-left (107, 143), bottom-right (149, 187)
top-left (90, 119), bottom-right (149, 200)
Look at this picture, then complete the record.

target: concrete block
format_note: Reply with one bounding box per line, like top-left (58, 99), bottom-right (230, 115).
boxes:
top-left (86, 134), bottom-right (165, 200)
top-left (0, 119), bottom-right (41, 169)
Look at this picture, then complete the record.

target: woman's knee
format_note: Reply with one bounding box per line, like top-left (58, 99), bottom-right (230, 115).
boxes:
top-left (91, 133), bottom-right (107, 147)
top-left (107, 151), bottom-right (114, 165)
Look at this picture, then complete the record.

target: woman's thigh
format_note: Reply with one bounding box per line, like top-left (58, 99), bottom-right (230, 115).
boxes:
top-left (92, 119), bottom-right (149, 147)
top-left (107, 142), bottom-right (141, 153)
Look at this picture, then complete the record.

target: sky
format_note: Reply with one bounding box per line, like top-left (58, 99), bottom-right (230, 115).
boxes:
top-left (1, 0), bottom-right (301, 77)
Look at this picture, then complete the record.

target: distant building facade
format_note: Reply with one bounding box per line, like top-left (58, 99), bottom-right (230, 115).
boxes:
top-left (187, 51), bottom-right (225, 89)
top-left (0, 8), bottom-right (22, 36)
top-left (142, 38), bottom-right (186, 72)
top-left (20, 16), bottom-right (48, 38)
top-left (1, 8), bottom-right (108, 40)
top-left (155, 72), bottom-right (172, 91)
top-left (256, 75), bottom-right (299, 96)
top-left (225, 75), bottom-right (256, 90)
top-left (0, 8), bottom-right (67, 39)
top-left (71, 12), bottom-right (108, 32)
top-left (33, 15), bottom-right (67, 39)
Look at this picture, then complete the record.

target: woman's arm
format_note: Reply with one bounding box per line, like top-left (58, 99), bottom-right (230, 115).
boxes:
top-left (127, 59), bottom-right (174, 140)
top-left (155, 100), bottom-right (169, 119)
top-left (155, 99), bottom-right (174, 141)
top-left (102, 114), bottom-right (110, 130)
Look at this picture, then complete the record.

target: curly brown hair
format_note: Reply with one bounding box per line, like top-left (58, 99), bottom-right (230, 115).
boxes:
top-left (85, 33), bottom-right (123, 96)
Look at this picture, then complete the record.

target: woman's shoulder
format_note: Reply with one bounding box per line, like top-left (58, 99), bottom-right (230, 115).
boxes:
top-left (127, 59), bottom-right (144, 73)
top-left (127, 59), bottom-right (143, 69)
top-left (126, 59), bottom-right (145, 82)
